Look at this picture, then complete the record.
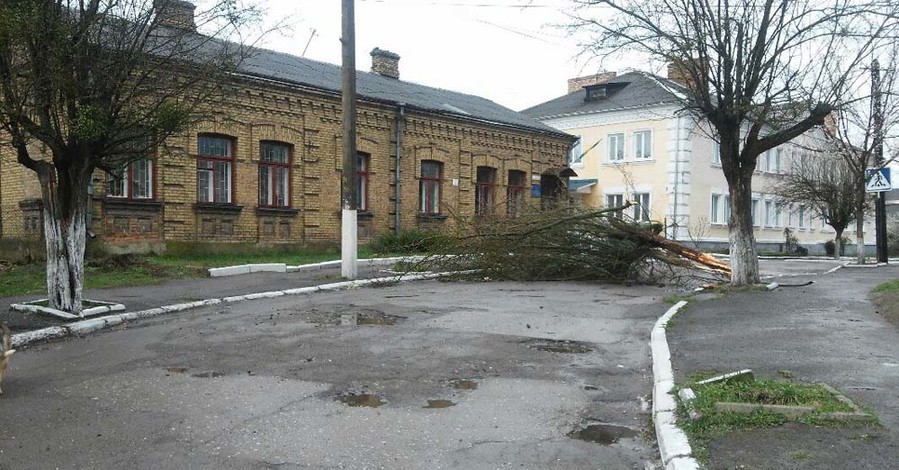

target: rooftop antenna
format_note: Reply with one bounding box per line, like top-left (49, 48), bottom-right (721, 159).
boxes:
top-left (302, 28), bottom-right (317, 57)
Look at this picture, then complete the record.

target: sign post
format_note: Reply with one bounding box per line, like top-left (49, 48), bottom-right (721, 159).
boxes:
top-left (866, 168), bottom-right (892, 263)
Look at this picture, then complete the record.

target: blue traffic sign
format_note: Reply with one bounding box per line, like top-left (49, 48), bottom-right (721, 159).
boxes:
top-left (866, 168), bottom-right (892, 193)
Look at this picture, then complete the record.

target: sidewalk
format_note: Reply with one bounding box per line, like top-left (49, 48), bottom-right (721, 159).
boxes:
top-left (667, 265), bottom-right (899, 469)
top-left (1, 262), bottom-right (393, 332)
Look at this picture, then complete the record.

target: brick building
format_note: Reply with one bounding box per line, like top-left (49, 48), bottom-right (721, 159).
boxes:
top-left (0, 2), bottom-right (574, 252)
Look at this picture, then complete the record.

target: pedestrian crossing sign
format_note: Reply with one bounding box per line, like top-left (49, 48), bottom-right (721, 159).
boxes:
top-left (866, 168), bottom-right (892, 192)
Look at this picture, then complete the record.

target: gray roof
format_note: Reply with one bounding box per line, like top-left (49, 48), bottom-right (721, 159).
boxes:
top-left (521, 72), bottom-right (685, 120)
top-left (237, 47), bottom-right (569, 137)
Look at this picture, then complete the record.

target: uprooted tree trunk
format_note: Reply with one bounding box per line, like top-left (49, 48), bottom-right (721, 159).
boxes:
top-left (35, 161), bottom-right (92, 315)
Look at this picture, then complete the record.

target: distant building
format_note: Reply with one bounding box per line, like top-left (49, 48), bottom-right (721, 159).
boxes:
top-left (0, 1), bottom-right (575, 252)
top-left (523, 70), bottom-right (878, 253)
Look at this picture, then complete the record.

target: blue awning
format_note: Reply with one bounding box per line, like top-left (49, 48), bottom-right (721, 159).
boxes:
top-left (568, 178), bottom-right (597, 194)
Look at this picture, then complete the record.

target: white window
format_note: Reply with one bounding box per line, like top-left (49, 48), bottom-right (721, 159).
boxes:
top-left (712, 141), bottom-right (721, 165)
top-left (752, 198), bottom-right (761, 226)
top-left (634, 131), bottom-right (652, 160)
top-left (759, 151), bottom-right (769, 172)
top-left (607, 133), bottom-right (625, 161)
top-left (632, 192), bottom-right (651, 221)
top-left (107, 159), bottom-right (153, 199)
top-left (197, 135), bottom-right (234, 204)
top-left (775, 204), bottom-right (783, 227)
top-left (774, 148), bottom-right (784, 173)
top-left (765, 200), bottom-right (776, 227)
top-left (798, 205), bottom-right (806, 229)
top-left (710, 193), bottom-right (731, 224)
top-left (569, 136), bottom-right (584, 166)
top-left (787, 204), bottom-right (794, 227)
top-left (606, 193), bottom-right (625, 218)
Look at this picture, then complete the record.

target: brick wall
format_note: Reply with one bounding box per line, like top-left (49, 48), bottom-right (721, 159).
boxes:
top-left (0, 77), bottom-right (573, 248)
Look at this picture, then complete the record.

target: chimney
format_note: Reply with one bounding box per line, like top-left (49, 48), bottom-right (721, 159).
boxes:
top-left (567, 72), bottom-right (617, 94)
top-left (371, 48), bottom-right (400, 79)
top-left (154, 0), bottom-right (197, 32)
top-left (667, 59), bottom-right (705, 87)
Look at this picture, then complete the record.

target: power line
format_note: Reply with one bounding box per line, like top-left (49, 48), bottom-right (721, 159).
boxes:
top-left (358, 0), bottom-right (564, 8)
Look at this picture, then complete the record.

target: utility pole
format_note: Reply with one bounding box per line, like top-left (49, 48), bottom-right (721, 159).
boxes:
top-left (872, 59), bottom-right (889, 264)
top-left (341, 0), bottom-right (358, 279)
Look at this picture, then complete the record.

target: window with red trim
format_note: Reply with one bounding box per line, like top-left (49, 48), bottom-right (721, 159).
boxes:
top-left (107, 158), bottom-right (154, 200)
top-left (475, 166), bottom-right (496, 217)
top-left (419, 160), bottom-right (442, 215)
top-left (259, 141), bottom-right (291, 207)
top-left (507, 170), bottom-right (526, 217)
top-left (197, 135), bottom-right (235, 204)
top-left (357, 153), bottom-right (369, 211)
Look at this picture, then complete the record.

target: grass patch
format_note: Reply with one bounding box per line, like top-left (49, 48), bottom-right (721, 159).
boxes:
top-left (678, 375), bottom-right (865, 462)
top-left (872, 279), bottom-right (899, 328)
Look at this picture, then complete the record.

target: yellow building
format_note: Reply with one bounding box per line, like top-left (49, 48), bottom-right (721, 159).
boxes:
top-left (524, 71), bottom-right (877, 254)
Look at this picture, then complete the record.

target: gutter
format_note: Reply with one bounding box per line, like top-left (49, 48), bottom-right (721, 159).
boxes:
top-left (395, 103), bottom-right (406, 235)
top-left (673, 114), bottom-right (682, 240)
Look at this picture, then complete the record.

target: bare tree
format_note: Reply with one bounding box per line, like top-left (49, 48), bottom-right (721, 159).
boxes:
top-left (828, 51), bottom-right (899, 264)
top-left (773, 147), bottom-right (862, 259)
top-left (571, 0), bottom-right (899, 284)
top-left (0, 0), bottom-right (261, 314)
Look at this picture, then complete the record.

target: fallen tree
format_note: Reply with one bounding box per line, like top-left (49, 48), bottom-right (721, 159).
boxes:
top-left (430, 204), bottom-right (730, 284)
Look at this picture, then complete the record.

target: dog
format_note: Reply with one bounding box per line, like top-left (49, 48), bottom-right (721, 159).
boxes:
top-left (0, 323), bottom-right (14, 395)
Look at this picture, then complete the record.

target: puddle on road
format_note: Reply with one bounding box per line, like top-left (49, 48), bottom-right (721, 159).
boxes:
top-left (568, 424), bottom-right (638, 445)
top-left (336, 393), bottom-right (385, 408)
top-left (451, 379), bottom-right (479, 390)
top-left (524, 339), bottom-right (593, 354)
top-left (191, 371), bottom-right (225, 378)
top-left (424, 399), bottom-right (456, 409)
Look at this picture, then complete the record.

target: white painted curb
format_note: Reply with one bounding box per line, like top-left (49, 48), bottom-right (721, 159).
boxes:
top-left (651, 300), bottom-right (701, 470)
top-left (10, 271), bottom-right (459, 350)
top-left (209, 256), bottom-right (430, 277)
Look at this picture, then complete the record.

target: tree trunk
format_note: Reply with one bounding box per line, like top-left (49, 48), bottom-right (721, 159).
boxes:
top-left (855, 206), bottom-right (865, 264)
top-left (38, 168), bottom-right (88, 315)
top-left (728, 176), bottom-right (760, 285)
top-left (834, 228), bottom-right (844, 260)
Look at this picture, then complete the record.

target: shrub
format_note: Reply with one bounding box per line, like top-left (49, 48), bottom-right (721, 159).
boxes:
top-left (368, 230), bottom-right (450, 255)
top-left (824, 240), bottom-right (836, 256)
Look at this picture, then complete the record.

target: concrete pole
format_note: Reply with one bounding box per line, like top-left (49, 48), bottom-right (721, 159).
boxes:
top-left (341, 0), bottom-right (358, 279)
top-left (872, 59), bottom-right (889, 263)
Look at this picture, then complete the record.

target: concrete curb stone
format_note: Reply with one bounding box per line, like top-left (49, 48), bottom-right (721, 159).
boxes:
top-left (651, 300), bottom-right (701, 470)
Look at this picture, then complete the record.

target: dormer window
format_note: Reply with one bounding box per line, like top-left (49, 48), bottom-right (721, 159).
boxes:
top-left (584, 82), bottom-right (626, 102)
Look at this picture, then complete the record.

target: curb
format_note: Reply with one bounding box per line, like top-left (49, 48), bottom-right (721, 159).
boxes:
top-left (208, 256), bottom-right (427, 277)
top-left (651, 300), bottom-right (701, 470)
top-left (10, 271), bottom-right (455, 350)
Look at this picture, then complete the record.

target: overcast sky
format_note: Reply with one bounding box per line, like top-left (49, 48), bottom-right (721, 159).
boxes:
top-left (251, 0), bottom-right (633, 112)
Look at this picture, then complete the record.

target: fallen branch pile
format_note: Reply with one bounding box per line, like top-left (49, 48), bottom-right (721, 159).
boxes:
top-left (436, 205), bottom-right (730, 283)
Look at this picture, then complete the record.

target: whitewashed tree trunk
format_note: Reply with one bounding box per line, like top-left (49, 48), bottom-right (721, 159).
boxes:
top-left (855, 207), bottom-right (866, 264)
top-left (726, 156), bottom-right (760, 286)
top-left (39, 169), bottom-right (88, 315)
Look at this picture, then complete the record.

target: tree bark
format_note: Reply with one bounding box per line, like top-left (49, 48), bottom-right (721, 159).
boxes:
top-left (834, 228), bottom-right (844, 260)
top-left (855, 206), bottom-right (866, 264)
top-left (728, 175), bottom-right (760, 285)
top-left (38, 166), bottom-right (88, 315)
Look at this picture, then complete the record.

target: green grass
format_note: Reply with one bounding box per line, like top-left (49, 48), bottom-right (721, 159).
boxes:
top-left (0, 247), bottom-right (389, 298)
top-left (678, 375), bottom-right (865, 462)
top-left (872, 279), bottom-right (899, 294)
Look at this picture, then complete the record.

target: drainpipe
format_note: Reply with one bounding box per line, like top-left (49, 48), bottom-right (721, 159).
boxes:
top-left (395, 103), bottom-right (406, 235)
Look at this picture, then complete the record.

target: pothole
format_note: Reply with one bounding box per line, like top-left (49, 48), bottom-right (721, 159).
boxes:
top-left (191, 371), bottom-right (225, 378)
top-left (524, 338), bottom-right (593, 354)
top-left (302, 305), bottom-right (405, 326)
top-left (451, 379), bottom-right (479, 390)
top-left (568, 424), bottom-right (637, 445)
top-left (357, 313), bottom-right (404, 326)
top-left (424, 399), bottom-right (456, 409)
top-left (165, 367), bottom-right (188, 374)
top-left (336, 393), bottom-right (385, 408)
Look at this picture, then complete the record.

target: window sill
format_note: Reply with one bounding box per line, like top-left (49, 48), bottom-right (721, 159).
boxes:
top-left (603, 159), bottom-right (655, 166)
top-left (256, 206), bottom-right (300, 217)
top-left (357, 210), bottom-right (375, 219)
top-left (104, 198), bottom-right (163, 212)
top-left (418, 214), bottom-right (448, 221)
top-left (195, 203), bottom-right (244, 215)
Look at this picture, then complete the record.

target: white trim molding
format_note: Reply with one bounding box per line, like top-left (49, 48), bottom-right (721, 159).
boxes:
top-left (666, 113), bottom-right (693, 239)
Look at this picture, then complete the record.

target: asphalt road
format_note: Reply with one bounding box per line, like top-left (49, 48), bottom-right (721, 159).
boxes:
top-left (0, 280), bottom-right (670, 470)
top-left (668, 262), bottom-right (899, 469)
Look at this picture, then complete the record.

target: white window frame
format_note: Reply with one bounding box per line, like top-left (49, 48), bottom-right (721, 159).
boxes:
top-left (632, 192), bottom-right (651, 222)
top-left (569, 136), bottom-right (585, 167)
top-left (765, 199), bottom-right (776, 227)
top-left (752, 197), bottom-right (761, 227)
top-left (710, 192), bottom-right (731, 225)
top-left (712, 141), bottom-right (721, 165)
top-left (633, 130), bottom-right (652, 160)
top-left (607, 133), bottom-right (625, 161)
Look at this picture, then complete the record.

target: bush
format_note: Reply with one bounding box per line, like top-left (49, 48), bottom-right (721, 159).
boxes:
top-left (824, 240), bottom-right (836, 256)
top-left (368, 230), bottom-right (450, 255)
